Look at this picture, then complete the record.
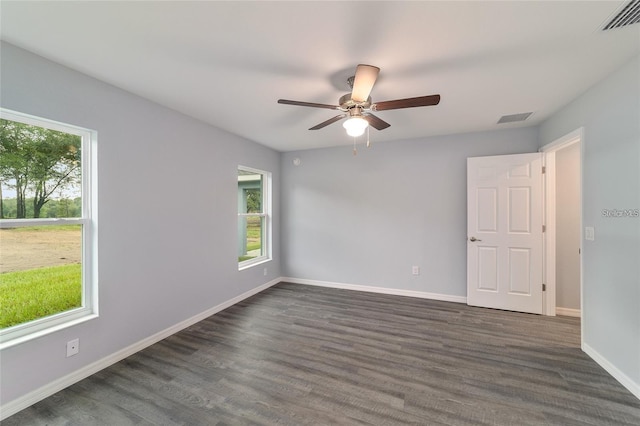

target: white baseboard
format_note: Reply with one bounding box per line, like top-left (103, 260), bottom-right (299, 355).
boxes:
top-left (556, 307), bottom-right (581, 317)
top-left (282, 277), bottom-right (467, 304)
top-left (0, 278), bottom-right (280, 421)
top-left (583, 342), bottom-right (640, 400)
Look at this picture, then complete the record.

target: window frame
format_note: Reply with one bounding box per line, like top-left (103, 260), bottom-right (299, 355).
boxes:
top-left (0, 109), bottom-right (98, 349)
top-left (237, 165), bottom-right (271, 270)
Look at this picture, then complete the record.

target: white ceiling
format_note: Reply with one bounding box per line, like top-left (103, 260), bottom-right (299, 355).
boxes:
top-left (1, 1), bottom-right (639, 152)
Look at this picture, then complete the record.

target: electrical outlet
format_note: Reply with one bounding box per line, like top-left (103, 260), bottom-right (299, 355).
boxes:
top-left (66, 338), bottom-right (79, 357)
top-left (412, 266), bottom-right (420, 276)
top-left (263, 267), bottom-right (268, 276)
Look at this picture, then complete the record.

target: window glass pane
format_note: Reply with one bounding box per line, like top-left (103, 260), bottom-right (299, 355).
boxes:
top-left (0, 113), bottom-right (88, 335)
top-left (238, 167), bottom-right (269, 265)
top-left (238, 215), bottom-right (263, 262)
top-left (238, 170), bottom-right (262, 214)
top-left (0, 225), bottom-right (82, 328)
top-left (0, 118), bottom-right (82, 219)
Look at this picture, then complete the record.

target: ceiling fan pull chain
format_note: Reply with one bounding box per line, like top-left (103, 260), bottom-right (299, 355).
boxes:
top-left (353, 136), bottom-right (357, 156)
top-left (366, 126), bottom-right (371, 148)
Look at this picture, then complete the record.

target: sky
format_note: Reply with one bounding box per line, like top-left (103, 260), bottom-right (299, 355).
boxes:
top-left (1, 180), bottom-right (81, 200)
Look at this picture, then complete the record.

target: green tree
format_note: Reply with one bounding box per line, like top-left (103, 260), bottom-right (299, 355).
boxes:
top-left (246, 188), bottom-right (261, 213)
top-left (0, 119), bottom-right (81, 218)
top-left (0, 120), bottom-right (30, 218)
top-left (56, 198), bottom-right (73, 217)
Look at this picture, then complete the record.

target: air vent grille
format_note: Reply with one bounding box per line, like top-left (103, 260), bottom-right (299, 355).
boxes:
top-left (603, 0), bottom-right (640, 30)
top-left (497, 112), bottom-right (533, 124)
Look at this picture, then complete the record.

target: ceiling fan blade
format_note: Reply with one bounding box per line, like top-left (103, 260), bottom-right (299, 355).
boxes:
top-left (278, 99), bottom-right (340, 110)
top-left (373, 94), bottom-right (441, 111)
top-left (351, 64), bottom-right (380, 103)
top-left (309, 114), bottom-right (345, 130)
top-left (363, 114), bottom-right (390, 131)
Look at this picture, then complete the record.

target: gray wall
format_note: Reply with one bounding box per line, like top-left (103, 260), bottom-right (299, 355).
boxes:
top-left (3, 38), bottom-right (637, 409)
top-left (0, 43), bottom-right (281, 404)
top-left (539, 55), bottom-right (640, 388)
top-left (281, 128), bottom-right (539, 297)
top-left (555, 143), bottom-right (581, 310)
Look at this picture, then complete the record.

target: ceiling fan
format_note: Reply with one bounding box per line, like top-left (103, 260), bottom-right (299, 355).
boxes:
top-left (278, 64), bottom-right (441, 138)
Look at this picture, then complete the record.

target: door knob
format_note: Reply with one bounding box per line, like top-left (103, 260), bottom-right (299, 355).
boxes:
top-left (469, 236), bottom-right (482, 242)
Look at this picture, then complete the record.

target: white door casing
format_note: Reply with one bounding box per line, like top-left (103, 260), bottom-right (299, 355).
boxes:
top-left (467, 153), bottom-right (543, 314)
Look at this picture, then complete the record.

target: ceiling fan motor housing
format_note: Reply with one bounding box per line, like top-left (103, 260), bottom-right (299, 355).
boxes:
top-left (339, 93), bottom-right (372, 111)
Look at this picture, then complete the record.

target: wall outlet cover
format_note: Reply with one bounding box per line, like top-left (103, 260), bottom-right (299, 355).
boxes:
top-left (66, 338), bottom-right (79, 357)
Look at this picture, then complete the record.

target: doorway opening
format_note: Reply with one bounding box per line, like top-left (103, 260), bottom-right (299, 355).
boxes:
top-left (541, 128), bottom-right (583, 320)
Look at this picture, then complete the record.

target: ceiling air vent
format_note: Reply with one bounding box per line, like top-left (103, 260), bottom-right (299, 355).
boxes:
top-left (497, 112), bottom-right (533, 124)
top-left (603, 0), bottom-right (640, 30)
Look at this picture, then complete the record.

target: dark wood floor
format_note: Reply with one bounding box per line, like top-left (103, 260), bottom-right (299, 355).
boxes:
top-left (4, 282), bottom-right (640, 425)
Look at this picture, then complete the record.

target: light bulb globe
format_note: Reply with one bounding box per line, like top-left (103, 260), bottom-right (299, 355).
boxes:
top-left (343, 117), bottom-right (368, 137)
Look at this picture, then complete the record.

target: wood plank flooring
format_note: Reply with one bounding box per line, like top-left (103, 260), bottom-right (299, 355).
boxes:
top-left (4, 282), bottom-right (640, 425)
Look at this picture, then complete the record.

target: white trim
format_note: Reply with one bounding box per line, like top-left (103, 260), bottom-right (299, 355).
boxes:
top-left (583, 343), bottom-right (640, 400)
top-left (555, 307), bottom-right (581, 317)
top-left (540, 127), bottom-right (584, 337)
top-left (540, 127), bottom-right (582, 153)
top-left (542, 152), bottom-right (557, 316)
top-left (0, 278), bottom-right (280, 421)
top-left (0, 108), bottom-right (94, 136)
top-left (238, 257), bottom-right (271, 271)
top-left (283, 277), bottom-right (467, 304)
top-left (0, 312), bottom-right (98, 351)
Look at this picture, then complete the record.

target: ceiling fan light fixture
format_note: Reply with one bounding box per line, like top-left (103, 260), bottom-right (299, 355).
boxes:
top-left (278, 64), bottom-right (440, 139)
top-left (343, 116), bottom-right (369, 137)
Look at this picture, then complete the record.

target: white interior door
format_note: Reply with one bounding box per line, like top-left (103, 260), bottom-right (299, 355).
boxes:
top-left (467, 153), bottom-right (543, 314)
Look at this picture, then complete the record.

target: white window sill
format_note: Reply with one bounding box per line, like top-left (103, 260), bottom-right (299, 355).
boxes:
top-left (0, 313), bottom-right (99, 350)
top-left (238, 257), bottom-right (271, 271)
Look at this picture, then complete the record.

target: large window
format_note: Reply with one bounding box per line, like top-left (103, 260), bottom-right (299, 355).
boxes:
top-left (0, 109), bottom-right (97, 348)
top-left (238, 166), bottom-right (271, 269)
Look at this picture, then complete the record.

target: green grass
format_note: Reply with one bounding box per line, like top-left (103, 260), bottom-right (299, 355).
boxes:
top-left (238, 219), bottom-right (262, 262)
top-left (7, 224), bottom-right (81, 232)
top-left (246, 242), bottom-right (261, 251)
top-left (0, 264), bottom-right (82, 328)
top-left (246, 220), bottom-right (262, 252)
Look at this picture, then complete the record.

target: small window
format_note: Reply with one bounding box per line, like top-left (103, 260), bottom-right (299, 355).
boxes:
top-left (238, 166), bottom-right (271, 268)
top-left (0, 109), bottom-right (97, 348)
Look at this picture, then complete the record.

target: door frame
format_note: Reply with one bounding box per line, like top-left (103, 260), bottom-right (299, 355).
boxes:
top-left (540, 128), bottom-right (583, 323)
